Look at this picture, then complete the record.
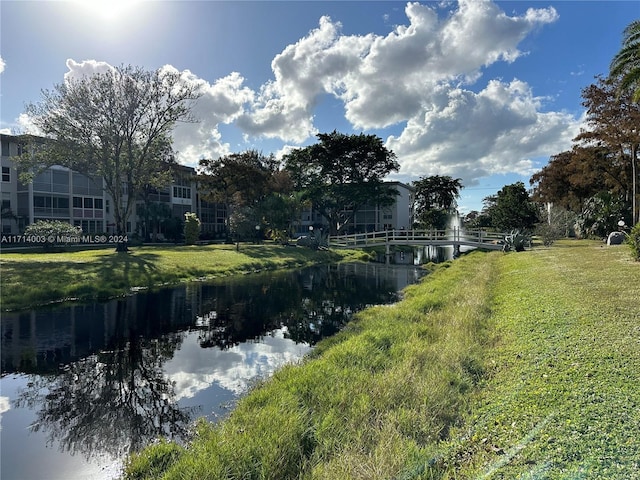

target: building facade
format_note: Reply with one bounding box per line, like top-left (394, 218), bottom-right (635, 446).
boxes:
top-left (1, 133), bottom-right (413, 239)
top-left (1, 133), bottom-right (202, 238)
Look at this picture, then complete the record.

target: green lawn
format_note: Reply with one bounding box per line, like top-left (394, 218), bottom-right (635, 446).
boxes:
top-left (0, 244), bottom-right (367, 311)
top-left (439, 240), bottom-right (640, 478)
top-left (122, 240), bottom-right (640, 480)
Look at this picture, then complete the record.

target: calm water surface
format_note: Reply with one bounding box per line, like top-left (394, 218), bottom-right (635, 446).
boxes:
top-left (0, 262), bottom-right (425, 480)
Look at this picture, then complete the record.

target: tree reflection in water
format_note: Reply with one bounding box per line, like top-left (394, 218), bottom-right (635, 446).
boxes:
top-left (13, 300), bottom-right (196, 461)
top-left (194, 264), bottom-right (401, 350)
top-left (2, 262), bottom-right (423, 475)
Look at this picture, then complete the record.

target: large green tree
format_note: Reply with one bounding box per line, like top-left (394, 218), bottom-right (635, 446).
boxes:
top-left (198, 150), bottom-right (291, 241)
top-left (483, 182), bottom-right (539, 232)
top-left (14, 65), bottom-right (201, 250)
top-left (283, 131), bottom-right (400, 235)
top-left (412, 175), bottom-right (463, 229)
top-left (610, 20), bottom-right (640, 102)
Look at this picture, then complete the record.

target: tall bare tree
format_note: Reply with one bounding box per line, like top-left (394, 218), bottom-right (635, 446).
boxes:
top-left (14, 65), bottom-right (201, 250)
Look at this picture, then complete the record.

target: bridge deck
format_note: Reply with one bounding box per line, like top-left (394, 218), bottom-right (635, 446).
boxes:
top-left (329, 228), bottom-right (505, 251)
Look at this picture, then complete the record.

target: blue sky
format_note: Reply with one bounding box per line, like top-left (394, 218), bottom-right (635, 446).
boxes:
top-left (0, 1), bottom-right (637, 213)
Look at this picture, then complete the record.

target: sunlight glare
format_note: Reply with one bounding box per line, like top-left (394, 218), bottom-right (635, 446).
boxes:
top-left (74, 0), bottom-right (141, 21)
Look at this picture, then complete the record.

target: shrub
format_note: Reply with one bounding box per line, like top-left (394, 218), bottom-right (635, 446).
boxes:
top-left (183, 212), bottom-right (201, 245)
top-left (23, 220), bottom-right (82, 250)
top-left (535, 222), bottom-right (563, 246)
top-left (502, 229), bottom-right (531, 252)
top-left (628, 222), bottom-right (640, 261)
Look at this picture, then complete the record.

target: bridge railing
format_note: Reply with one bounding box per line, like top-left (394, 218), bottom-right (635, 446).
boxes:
top-left (329, 228), bottom-right (507, 248)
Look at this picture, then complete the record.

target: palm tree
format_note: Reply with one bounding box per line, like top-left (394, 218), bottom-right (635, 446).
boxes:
top-left (610, 20), bottom-right (640, 101)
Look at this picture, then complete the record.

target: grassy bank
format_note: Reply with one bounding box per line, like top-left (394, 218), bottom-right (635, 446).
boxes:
top-left (123, 240), bottom-right (640, 479)
top-left (438, 240), bottom-right (640, 478)
top-left (0, 244), bottom-right (367, 311)
top-left (123, 249), bottom-right (498, 479)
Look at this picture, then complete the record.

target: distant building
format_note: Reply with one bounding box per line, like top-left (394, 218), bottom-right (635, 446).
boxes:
top-left (305, 181), bottom-right (414, 235)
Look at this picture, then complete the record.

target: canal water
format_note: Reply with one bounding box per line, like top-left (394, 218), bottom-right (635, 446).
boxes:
top-left (0, 262), bottom-right (426, 480)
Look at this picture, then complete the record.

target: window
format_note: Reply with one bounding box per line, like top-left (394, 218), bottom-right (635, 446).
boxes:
top-left (83, 197), bottom-right (93, 209)
top-left (2, 166), bottom-right (10, 182)
top-left (73, 197), bottom-right (83, 208)
top-left (53, 197), bottom-right (69, 209)
top-left (173, 186), bottom-right (191, 199)
top-left (52, 170), bottom-right (69, 193)
top-left (105, 199), bottom-right (110, 214)
top-left (94, 198), bottom-right (103, 209)
top-left (34, 196), bottom-right (52, 208)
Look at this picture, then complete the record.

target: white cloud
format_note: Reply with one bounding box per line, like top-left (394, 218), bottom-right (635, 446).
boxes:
top-left (385, 79), bottom-right (581, 183)
top-left (0, 56), bottom-right (5, 74)
top-left (170, 70), bottom-right (255, 165)
top-left (236, 16), bottom-right (371, 142)
top-left (338, 1), bottom-right (559, 129)
top-left (230, 0), bottom-right (571, 186)
top-left (17, 112), bottom-right (43, 136)
top-left (16, 1), bottom-right (577, 186)
top-left (165, 328), bottom-right (310, 400)
top-left (0, 396), bottom-right (10, 431)
top-left (64, 58), bottom-right (113, 82)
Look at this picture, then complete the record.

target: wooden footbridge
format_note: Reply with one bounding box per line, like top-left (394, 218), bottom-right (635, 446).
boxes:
top-left (329, 228), bottom-right (506, 252)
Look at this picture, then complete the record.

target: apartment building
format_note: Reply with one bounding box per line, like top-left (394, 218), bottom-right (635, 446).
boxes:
top-left (348, 181), bottom-right (413, 233)
top-left (1, 133), bottom-right (413, 239)
top-left (0, 133), bottom-right (202, 238)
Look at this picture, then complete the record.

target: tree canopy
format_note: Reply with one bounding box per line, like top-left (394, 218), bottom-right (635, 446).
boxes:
top-left (530, 146), bottom-right (620, 212)
top-left (198, 150), bottom-right (293, 240)
top-left (283, 131), bottom-right (400, 235)
top-left (14, 64), bottom-right (202, 248)
top-left (412, 175), bottom-right (463, 229)
top-left (483, 182), bottom-right (539, 232)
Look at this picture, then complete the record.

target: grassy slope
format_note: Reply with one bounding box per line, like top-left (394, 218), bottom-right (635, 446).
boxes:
top-left (0, 244), bottom-right (367, 311)
top-left (437, 240), bottom-right (640, 479)
top-left (123, 250), bottom-right (499, 480)
top-left (123, 240), bottom-right (640, 480)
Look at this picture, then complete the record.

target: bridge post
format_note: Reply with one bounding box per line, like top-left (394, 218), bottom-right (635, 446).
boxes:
top-left (385, 231), bottom-right (391, 264)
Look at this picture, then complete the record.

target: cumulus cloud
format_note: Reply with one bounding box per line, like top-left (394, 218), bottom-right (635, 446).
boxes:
top-left (233, 0), bottom-right (575, 184)
top-left (386, 79), bottom-right (581, 183)
top-left (17, 112), bottom-right (43, 136)
top-left (64, 58), bottom-right (113, 82)
top-left (239, 1), bottom-right (559, 133)
top-left (169, 69), bottom-right (255, 165)
top-left (0, 56), bottom-right (5, 74)
top-left (19, 1), bottom-right (579, 184)
top-left (237, 16), bottom-right (371, 142)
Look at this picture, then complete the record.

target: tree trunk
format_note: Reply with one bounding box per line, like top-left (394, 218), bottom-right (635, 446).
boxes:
top-left (633, 143), bottom-right (638, 224)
